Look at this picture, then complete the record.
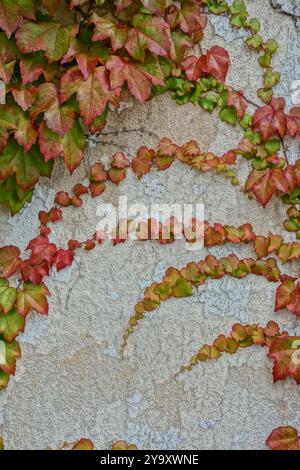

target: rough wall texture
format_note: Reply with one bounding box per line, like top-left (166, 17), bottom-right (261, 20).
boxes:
top-left (0, 0), bottom-right (300, 450)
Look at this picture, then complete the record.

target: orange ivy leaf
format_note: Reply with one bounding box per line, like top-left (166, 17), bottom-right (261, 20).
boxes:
top-left (72, 438), bottom-right (94, 450)
top-left (108, 152), bottom-right (130, 185)
top-left (16, 281), bottom-right (49, 318)
top-left (245, 168), bottom-right (289, 207)
top-left (90, 162), bottom-right (108, 182)
top-left (131, 147), bottom-right (155, 179)
top-left (275, 279), bottom-right (296, 312)
top-left (268, 336), bottom-right (300, 384)
top-left (266, 427), bottom-right (300, 450)
top-left (0, 246), bottom-right (21, 278)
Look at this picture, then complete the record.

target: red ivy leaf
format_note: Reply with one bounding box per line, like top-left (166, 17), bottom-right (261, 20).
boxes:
top-left (206, 46), bottom-right (230, 83)
top-left (62, 38), bottom-right (107, 80)
top-left (253, 97), bottom-right (287, 142)
top-left (167, 0), bottom-right (206, 37)
top-left (272, 168), bottom-right (289, 193)
top-left (182, 54), bottom-right (206, 81)
top-left (26, 236), bottom-right (57, 265)
top-left (20, 259), bottom-right (49, 284)
top-left (61, 66), bottom-right (120, 126)
top-left (227, 89), bottom-right (247, 119)
top-left (125, 13), bottom-right (170, 62)
top-left (12, 87), bottom-right (36, 112)
top-left (285, 282), bottom-right (300, 317)
top-left (111, 151), bottom-right (130, 169)
top-left (89, 14), bottom-right (128, 52)
top-left (182, 46), bottom-right (229, 83)
top-left (0, 0), bottom-right (35, 38)
top-left (107, 56), bottom-right (162, 103)
top-left (53, 249), bottom-right (74, 272)
top-left (287, 107), bottom-right (300, 138)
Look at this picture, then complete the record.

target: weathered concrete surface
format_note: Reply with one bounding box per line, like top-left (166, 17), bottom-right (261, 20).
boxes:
top-left (0, 0), bottom-right (300, 450)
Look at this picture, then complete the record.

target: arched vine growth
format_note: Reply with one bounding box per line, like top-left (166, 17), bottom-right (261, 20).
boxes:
top-left (0, 0), bottom-right (300, 450)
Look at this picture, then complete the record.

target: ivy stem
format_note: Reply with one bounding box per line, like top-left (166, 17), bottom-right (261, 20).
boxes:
top-left (280, 137), bottom-right (289, 165)
top-left (246, 98), bottom-right (260, 108)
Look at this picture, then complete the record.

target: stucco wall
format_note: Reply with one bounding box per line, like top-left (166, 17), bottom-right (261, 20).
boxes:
top-left (0, 0), bottom-right (300, 450)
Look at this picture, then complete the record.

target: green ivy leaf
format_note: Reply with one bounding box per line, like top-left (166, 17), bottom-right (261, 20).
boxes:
top-left (0, 308), bottom-right (25, 342)
top-left (203, 0), bottom-right (229, 15)
top-left (219, 106), bottom-right (237, 125)
top-left (0, 139), bottom-right (53, 190)
top-left (246, 34), bottom-right (262, 50)
top-left (263, 70), bottom-right (281, 89)
top-left (258, 52), bottom-right (272, 68)
top-left (257, 87), bottom-right (273, 104)
top-left (199, 93), bottom-right (219, 113)
top-left (265, 138), bottom-right (281, 155)
top-left (172, 278), bottom-right (193, 297)
top-left (245, 129), bottom-right (261, 145)
top-left (0, 279), bottom-right (17, 314)
top-left (239, 113), bottom-right (252, 129)
top-left (248, 18), bottom-right (260, 34)
top-left (0, 176), bottom-right (33, 215)
top-left (0, 370), bottom-right (9, 389)
top-left (265, 38), bottom-right (278, 54)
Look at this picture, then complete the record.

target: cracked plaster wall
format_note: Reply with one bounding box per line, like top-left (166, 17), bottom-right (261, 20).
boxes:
top-left (0, 0), bottom-right (300, 450)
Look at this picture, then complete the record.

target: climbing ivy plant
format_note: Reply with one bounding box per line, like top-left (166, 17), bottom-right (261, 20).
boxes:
top-left (0, 0), bottom-right (300, 450)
